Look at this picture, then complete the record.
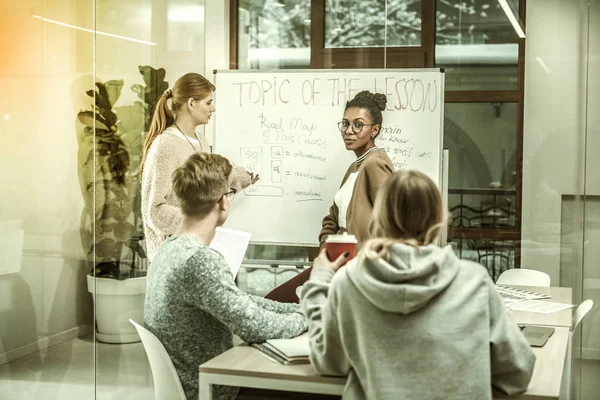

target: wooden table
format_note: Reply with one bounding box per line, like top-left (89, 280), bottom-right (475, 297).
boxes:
top-left (506, 286), bottom-right (573, 329)
top-left (199, 327), bottom-right (570, 400)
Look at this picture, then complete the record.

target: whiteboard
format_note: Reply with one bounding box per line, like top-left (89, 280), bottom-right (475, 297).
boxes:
top-left (213, 69), bottom-right (444, 246)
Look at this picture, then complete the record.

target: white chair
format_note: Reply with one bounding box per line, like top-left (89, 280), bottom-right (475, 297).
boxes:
top-left (561, 299), bottom-right (594, 400)
top-left (130, 319), bottom-right (187, 400)
top-left (496, 268), bottom-right (551, 286)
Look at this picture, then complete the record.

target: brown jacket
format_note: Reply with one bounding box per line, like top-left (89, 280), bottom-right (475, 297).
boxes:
top-left (319, 148), bottom-right (394, 248)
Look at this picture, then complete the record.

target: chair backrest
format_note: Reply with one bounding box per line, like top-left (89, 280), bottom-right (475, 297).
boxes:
top-left (130, 319), bottom-right (187, 400)
top-left (572, 299), bottom-right (594, 332)
top-left (496, 268), bottom-right (551, 287)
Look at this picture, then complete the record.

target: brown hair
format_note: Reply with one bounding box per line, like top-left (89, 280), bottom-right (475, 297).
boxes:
top-left (139, 73), bottom-right (216, 177)
top-left (172, 153), bottom-right (232, 218)
top-left (363, 170), bottom-right (446, 259)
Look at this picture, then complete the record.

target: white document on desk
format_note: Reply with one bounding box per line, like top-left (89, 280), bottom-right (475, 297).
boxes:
top-left (508, 300), bottom-right (575, 314)
top-left (209, 227), bottom-right (251, 278)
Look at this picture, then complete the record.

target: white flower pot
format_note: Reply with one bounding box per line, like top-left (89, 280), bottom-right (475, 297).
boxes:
top-left (87, 275), bottom-right (146, 343)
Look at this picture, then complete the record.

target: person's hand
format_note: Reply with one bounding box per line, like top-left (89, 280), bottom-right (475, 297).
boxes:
top-left (313, 248), bottom-right (349, 272)
top-left (249, 172), bottom-right (260, 184)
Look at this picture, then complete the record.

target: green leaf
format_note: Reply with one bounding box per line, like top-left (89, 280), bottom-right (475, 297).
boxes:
top-left (105, 79), bottom-right (124, 108)
top-left (115, 105), bottom-right (145, 134)
top-left (77, 111), bottom-right (109, 130)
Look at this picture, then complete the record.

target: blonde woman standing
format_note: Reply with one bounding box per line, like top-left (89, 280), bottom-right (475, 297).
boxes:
top-left (301, 170), bottom-right (535, 400)
top-left (140, 73), bottom-right (258, 261)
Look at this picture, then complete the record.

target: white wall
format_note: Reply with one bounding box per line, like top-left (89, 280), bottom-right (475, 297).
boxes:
top-left (523, 0), bottom-right (600, 361)
top-left (521, 0), bottom-right (590, 284)
top-left (582, 0), bottom-right (600, 360)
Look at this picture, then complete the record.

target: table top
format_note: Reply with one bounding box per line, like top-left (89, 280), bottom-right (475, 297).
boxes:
top-left (200, 327), bottom-right (570, 400)
top-left (505, 285), bottom-right (573, 329)
top-left (199, 344), bottom-right (345, 386)
top-left (496, 327), bottom-right (569, 400)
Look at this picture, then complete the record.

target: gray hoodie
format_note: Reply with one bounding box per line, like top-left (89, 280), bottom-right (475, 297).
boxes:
top-left (300, 244), bottom-right (535, 400)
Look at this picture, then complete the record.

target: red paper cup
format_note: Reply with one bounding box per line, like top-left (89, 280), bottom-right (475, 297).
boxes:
top-left (325, 233), bottom-right (357, 266)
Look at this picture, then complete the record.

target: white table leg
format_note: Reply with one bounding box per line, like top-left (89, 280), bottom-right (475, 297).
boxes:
top-left (199, 375), bottom-right (213, 400)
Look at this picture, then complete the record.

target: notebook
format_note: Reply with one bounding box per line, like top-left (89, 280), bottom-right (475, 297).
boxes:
top-left (252, 333), bottom-right (310, 365)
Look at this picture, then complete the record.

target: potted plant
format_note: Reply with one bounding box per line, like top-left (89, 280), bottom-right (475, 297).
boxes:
top-left (77, 67), bottom-right (168, 343)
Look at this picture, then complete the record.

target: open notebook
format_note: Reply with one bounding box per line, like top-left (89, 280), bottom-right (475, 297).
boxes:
top-left (252, 333), bottom-right (310, 365)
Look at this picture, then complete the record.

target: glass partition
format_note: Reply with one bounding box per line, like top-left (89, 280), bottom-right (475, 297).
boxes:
top-left (1, 0), bottom-right (599, 399)
top-left (0, 0), bottom-right (96, 398)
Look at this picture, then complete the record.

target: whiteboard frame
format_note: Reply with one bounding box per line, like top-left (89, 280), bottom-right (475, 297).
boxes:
top-left (213, 68), bottom-right (446, 247)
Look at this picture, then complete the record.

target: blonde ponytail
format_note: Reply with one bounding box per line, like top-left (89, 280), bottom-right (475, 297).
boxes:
top-left (139, 93), bottom-right (174, 177)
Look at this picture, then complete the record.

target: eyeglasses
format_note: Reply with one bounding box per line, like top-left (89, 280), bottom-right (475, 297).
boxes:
top-left (218, 188), bottom-right (237, 203)
top-left (337, 121), bottom-right (377, 134)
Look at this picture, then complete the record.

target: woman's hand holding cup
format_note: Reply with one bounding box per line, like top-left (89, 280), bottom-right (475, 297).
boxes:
top-left (325, 233), bottom-right (357, 266)
top-left (313, 249), bottom-right (349, 272)
top-left (314, 233), bottom-right (357, 272)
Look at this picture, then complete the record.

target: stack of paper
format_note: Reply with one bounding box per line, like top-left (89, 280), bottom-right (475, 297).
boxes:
top-left (252, 333), bottom-right (310, 365)
top-left (496, 285), bottom-right (551, 306)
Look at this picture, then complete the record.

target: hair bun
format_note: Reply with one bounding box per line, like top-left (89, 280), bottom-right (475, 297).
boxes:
top-left (371, 93), bottom-right (387, 111)
top-left (353, 90), bottom-right (387, 111)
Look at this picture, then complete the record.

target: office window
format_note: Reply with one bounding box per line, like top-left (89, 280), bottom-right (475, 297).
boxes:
top-left (324, 0), bottom-right (422, 48)
top-left (435, 0), bottom-right (521, 91)
top-left (236, 0), bottom-right (311, 69)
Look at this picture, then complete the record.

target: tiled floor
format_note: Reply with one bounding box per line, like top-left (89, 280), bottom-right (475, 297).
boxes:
top-left (1, 328), bottom-right (599, 400)
top-left (0, 335), bottom-right (153, 400)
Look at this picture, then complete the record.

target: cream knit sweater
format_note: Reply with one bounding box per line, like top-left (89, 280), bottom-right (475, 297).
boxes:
top-left (141, 126), bottom-right (251, 261)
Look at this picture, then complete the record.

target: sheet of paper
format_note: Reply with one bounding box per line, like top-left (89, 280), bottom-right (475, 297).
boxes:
top-left (502, 297), bottom-right (526, 307)
top-left (508, 300), bottom-right (575, 314)
top-left (209, 227), bottom-right (251, 278)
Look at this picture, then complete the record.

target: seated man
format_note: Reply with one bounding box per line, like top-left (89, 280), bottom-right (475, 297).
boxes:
top-left (144, 152), bottom-right (307, 400)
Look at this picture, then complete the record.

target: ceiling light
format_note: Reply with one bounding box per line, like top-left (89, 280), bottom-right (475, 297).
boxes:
top-left (32, 15), bottom-right (157, 46)
top-left (497, 0), bottom-right (525, 38)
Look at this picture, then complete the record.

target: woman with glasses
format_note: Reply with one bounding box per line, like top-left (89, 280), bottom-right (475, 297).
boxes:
top-left (318, 90), bottom-right (394, 248)
top-left (265, 91), bottom-right (393, 303)
top-left (140, 73), bottom-right (259, 262)
top-left (145, 152), bottom-right (310, 400)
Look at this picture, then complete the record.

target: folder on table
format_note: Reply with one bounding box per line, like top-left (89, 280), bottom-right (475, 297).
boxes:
top-left (252, 333), bottom-right (310, 365)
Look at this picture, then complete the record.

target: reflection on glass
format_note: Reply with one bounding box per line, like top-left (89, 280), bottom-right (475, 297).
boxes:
top-left (435, 0), bottom-right (520, 90)
top-left (444, 102), bottom-right (518, 191)
top-left (325, 0), bottom-right (421, 48)
top-left (451, 239), bottom-right (516, 281)
top-left (238, 0), bottom-right (311, 69)
top-left (449, 190), bottom-right (516, 230)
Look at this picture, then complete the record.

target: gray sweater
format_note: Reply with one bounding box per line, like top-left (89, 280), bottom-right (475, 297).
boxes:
top-left (300, 244), bottom-right (535, 400)
top-left (145, 235), bottom-right (308, 400)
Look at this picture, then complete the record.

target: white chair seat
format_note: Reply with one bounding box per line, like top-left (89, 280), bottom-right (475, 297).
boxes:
top-left (561, 299), bottom-right (594, 400)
